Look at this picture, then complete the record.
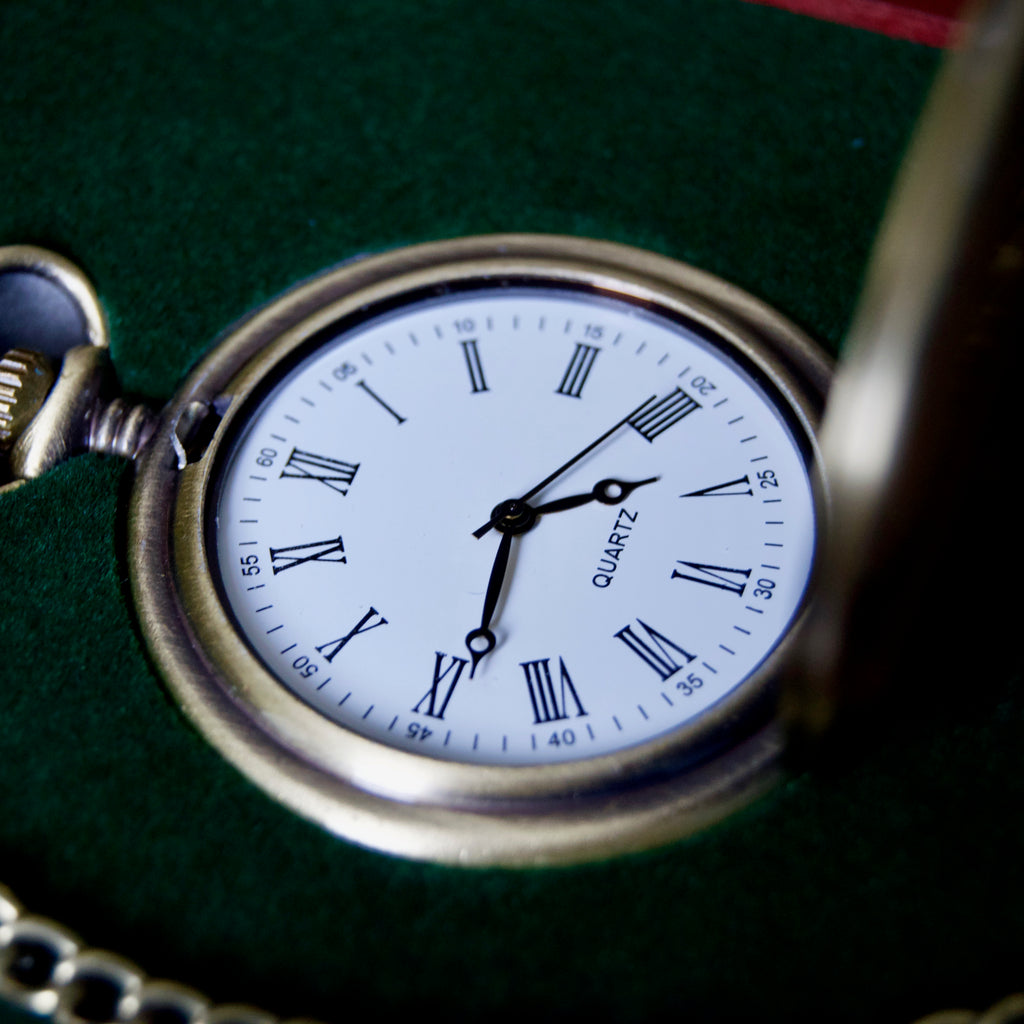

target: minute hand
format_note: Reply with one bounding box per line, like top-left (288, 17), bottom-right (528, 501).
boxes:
top-left (472, 395), bottom-right (658, 538)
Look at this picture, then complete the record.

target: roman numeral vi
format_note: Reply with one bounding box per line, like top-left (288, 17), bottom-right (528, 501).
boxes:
top-left (555, 343), bottom-right (601, 398)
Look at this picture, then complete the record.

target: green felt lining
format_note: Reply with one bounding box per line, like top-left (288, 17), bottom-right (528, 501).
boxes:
top-left (5, 2), bottom-right (1019, 1022)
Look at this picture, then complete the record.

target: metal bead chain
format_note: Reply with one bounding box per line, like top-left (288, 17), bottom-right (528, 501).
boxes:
top-left (912, 996), bottom-right (1024, 1024)
top-left (2, 879), bottom-right (1021, 1023)
top-left (0, 884), bottom-right (320, 1024)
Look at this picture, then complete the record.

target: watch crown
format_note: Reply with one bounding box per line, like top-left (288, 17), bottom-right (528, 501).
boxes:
top-left (0, 347), bottom-right (56, 452)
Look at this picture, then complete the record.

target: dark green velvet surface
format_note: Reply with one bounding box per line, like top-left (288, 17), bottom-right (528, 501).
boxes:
top-left (4, 2), bottom-right (1020, 1021)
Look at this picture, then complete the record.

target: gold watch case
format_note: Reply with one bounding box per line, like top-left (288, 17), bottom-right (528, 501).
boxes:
top-left (128, 234), bottom-right (830, 867)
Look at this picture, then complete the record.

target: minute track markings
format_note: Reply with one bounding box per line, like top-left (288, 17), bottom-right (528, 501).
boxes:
top-left (209, 281), bottom-right (820, 771)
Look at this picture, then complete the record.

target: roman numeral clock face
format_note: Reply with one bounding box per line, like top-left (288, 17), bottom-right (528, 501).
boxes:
top-left (211, 287), bottom-right (817, 766)
top-left (146, 237), bottom-right (827, 863)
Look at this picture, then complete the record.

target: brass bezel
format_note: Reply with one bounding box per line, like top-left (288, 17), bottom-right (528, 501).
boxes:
top-left (129, 234), bottom-right (830, 866)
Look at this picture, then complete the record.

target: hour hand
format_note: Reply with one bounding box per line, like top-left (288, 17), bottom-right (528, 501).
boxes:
top-left (532, 476), bottom-right (659, 516)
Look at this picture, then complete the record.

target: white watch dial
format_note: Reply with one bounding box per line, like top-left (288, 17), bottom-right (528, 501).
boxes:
top-left (212, 284), bottom-right (817, 767)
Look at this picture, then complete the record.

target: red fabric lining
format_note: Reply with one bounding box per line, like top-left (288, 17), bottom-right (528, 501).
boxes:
top-left (742, 0), bottom-right (967, 47)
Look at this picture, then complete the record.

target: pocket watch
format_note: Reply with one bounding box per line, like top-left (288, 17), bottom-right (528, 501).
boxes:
top-left (0, 234), bottom-right (830, 865)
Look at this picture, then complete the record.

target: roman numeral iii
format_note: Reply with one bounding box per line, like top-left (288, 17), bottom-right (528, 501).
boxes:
top-left (555, 343), bottom-right (601, 398)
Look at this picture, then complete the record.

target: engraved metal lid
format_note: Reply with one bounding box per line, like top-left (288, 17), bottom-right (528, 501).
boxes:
top-left (788, 0), bottom-right (1024, 746)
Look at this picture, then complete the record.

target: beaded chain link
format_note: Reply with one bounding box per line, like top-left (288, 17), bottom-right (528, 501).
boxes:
top-left (2, 881), bottom-right (1021, 1024)
top-left (0, 884), bottom-right (319, 1024)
